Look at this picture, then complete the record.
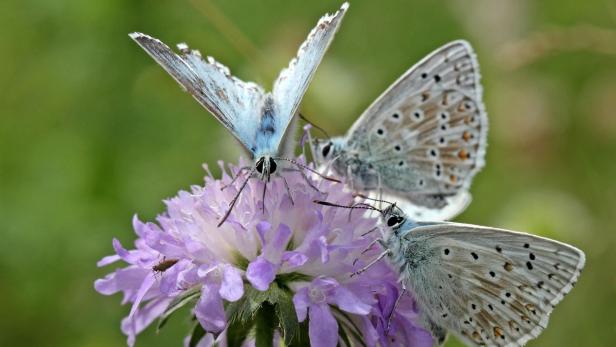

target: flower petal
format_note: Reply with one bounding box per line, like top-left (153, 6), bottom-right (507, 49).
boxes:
top-left (292, 287), bottom-right (310, 322)
top-left (281, 251), bottom-right (308, 269)
top-left (121, 297), bottom-right (172, 347)
top-left (246, 256), bottom-right (277, 291)
top-left (195, 284), bottom-right (226, 332)
top-left (308, 303), bottom-right (338, 347)
top-left (219, 264), bottom-right (244, 301)
top-left (262, 224), bottom-right (292, 263)
top-left (128, 273), bottom-right (156, 319)
top-left (332, 285), bottom-right (371, 315)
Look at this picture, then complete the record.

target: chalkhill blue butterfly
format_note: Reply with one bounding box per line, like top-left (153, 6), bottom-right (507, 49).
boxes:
top-left (316, 200), bottom-right (585, 346)
top-left (313, 40), bottom-right (488, 221)
top-left (130, 3), bottom-right (349, 225)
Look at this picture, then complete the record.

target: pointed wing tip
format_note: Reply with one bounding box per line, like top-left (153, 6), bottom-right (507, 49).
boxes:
top-left (129, 32), bottom-right (147, 40)
top-left (340, 2), bottom-right (350, 11)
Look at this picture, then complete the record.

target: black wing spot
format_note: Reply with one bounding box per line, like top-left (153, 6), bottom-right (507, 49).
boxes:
top-left (444, 248), bottom-right (450, 255)
top-left (526, 261), bottom-right (533, 270)
top-left (529, 253), bottom-right (536, 260)
top-left (524, 243), bottom-right (530, 248)
top-left (434, 74), bottom-right (441, 83)
top-left (394, 145), bottom-right (401, 151)
top-left (392, 113), bottom-right (400, 119)
top-left (398, 161), bottom-right (404, 167)
top-left (377, 128), bottom-right (384, 135)
top-left (421, 72), bottom-right (428, 79)
top-left (471, 252), bottom-right (478, 260)
top-left (489, 271), bottom-right (496, 278)
top-left (496, 246), bottom-right (502, 253)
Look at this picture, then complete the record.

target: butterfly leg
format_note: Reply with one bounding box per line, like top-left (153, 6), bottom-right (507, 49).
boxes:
top-left (221, 166), bottom-right (251, 191)
top-left (261, 181), bottom-right (267, 213)
top-left (352, 238), bottom-right (381, 266)
top-left (282, 175), bottom-right (295, 205)
top-left (351, 248), bottom-right (391, 277)
top-left (386, 282), bottom-right (407, 335)
top-left (217, 169), bottom-right (255, 227)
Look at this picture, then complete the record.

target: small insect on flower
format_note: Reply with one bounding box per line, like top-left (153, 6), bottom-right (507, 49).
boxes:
top-left (152, 258), bottom-right (179, 274)
top-left (315, 199), bottom-right (585, 346)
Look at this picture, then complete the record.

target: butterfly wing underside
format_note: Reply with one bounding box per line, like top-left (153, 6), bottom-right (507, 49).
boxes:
top-left (130, 32), bottom-right (266, 155)
top-left (344, 41), bottom-right (488, 216)
top-left (400, 223), bottom-right (584, 346)
top-left (272, 2), bottom-right (348, 156)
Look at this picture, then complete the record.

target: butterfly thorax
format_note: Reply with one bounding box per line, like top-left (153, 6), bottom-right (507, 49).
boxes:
top-left (252, 96), bottom-right (279, 159)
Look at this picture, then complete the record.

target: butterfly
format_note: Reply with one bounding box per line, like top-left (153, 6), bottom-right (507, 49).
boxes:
top-left (313, 40), bottom-right (488, 221)
top-left (130, 2), bottom-right (349, 225)
top-left (316, 200), bottom-right (585, 346)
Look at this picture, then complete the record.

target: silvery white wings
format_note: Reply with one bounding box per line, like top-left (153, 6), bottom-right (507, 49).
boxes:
top-left (386, 220), bottom-right (584, 346)
top-left (130, 2), bottom-right (348, 161)
top-left (315, 40), bottom-right (487, 221)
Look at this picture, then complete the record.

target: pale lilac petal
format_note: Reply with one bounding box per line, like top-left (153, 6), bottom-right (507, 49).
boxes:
top-left (195, 284), bottom-right (226, 332)
top-left (262, 224), bottom-right (292, 263)
top-left (292, 287), bottom-right (310, 321)
top-left (97, 254), bottom-right (121, 267)
top-left (318, 236), bottom-right (329, 263)
top-left (309, 303), bottom-right (338, 347)
top-left (255, 221), bottom-right (271, 244)
top-left (332, 286), bottom-right (371, 315)
top-left (246, 256), bottom-right (277, 291)
top-left (281, 251), bottom-right (308, 269)
top-left (128, 273), bottom-right (156, 319)
top-left (219, 264), bottom-right (244, 301)
top-left (121, 297), bottom-right (172, 347)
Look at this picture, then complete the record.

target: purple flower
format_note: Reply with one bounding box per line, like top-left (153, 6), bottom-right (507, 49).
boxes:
top-left (95, 157), bottom-right (432, 346)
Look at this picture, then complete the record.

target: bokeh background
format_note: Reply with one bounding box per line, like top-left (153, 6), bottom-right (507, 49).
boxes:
top-left (1, 0), bottom-right (615, 346)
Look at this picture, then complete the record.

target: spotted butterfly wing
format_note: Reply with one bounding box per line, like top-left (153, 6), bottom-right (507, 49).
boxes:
top-left (344, 40), bottom-right (487, 219)
top-left (395, 222), bottom-right (584, 346)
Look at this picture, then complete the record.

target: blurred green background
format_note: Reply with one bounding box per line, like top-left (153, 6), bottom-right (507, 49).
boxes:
top-left (1, 0), bottom-right (615, 346)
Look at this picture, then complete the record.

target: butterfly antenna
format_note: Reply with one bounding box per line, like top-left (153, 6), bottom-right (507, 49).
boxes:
top-left (299, 113), bottom-right (330, 139)
top-left (274, 157), bottom-right (341, 183)
top-left (218, 167), bottom-right (256, 227)
top-left (221, 166), bottom-right (252, 191)
top-left (353, 194), bottom-right (404, 216)
top-left (314, 200), bottom-right (383, 214)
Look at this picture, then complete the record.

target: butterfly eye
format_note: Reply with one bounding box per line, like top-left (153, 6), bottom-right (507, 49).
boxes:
top-left (387, 216), bottom-right (403, 227)
top-left (268, 158), bottom-right (277, 174)
top-left (255, 157), bottom-right (265, 174)
top-left (322, 142), bottom-right (332, 157)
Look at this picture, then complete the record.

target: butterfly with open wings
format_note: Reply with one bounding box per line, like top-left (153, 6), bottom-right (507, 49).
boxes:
top-left (130, 2), bottom-right (349, 226)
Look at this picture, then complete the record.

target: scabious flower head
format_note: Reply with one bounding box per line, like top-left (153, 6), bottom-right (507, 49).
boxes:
top-left (95, 157), bottom-right (433, 347)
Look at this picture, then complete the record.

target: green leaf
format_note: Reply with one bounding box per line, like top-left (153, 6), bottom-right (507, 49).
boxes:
top-left (156, 286), bottom-right (201, 332)
top-left (291, 320), bottom-right (311, 347)
top-left (226, 311), bottom-right (254, 347)
top-left (187, 321), bottom-right (207, 347)
top-left (255, 302), bottom-right (277, 347)
top-left (273, 288), bottom-right (299, 346)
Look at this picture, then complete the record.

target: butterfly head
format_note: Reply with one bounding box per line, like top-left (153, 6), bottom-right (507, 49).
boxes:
top-left (255, 156), bottom-right (277, 181)
top-left (314, 137), bottom-right (344, 164)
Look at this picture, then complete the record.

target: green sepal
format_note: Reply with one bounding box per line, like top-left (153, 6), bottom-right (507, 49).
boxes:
top-left (156, 286), bottom-right (201, 333)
